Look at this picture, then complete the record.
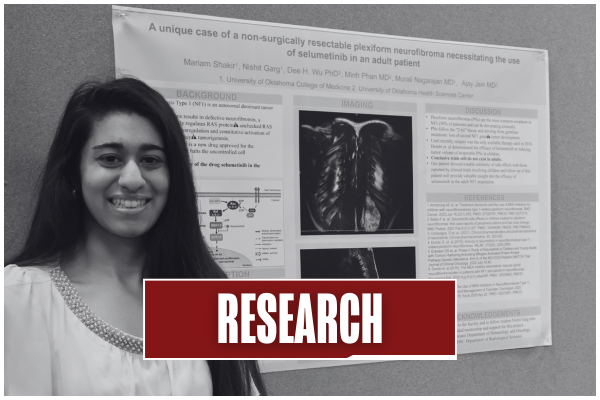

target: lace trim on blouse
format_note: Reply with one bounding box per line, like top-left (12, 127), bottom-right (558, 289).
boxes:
top-left (49, 267), bottom-right (144, 355)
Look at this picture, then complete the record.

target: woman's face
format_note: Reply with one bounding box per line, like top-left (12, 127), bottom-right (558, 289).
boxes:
top-left (79, 112), bottom-right (169, 239)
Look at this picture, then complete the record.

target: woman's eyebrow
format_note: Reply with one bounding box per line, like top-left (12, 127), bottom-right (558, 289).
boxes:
top-left (140, 143), bottom-right (165, 152)
top-left (91, 142), bottom-right (124, 150)
top-left (90, 142), bottom-right (165, 152)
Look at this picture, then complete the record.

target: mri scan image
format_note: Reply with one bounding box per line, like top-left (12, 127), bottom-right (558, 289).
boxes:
top-left (299, 110), bottom-right (413, 235)
top-left (301, 247), bottom-right (416, 279)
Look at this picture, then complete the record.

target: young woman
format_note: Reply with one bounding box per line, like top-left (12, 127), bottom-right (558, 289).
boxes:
top-left (5, 78), bottom-right (267, 395)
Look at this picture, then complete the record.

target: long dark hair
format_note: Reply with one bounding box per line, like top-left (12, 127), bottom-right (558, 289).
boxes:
top-left (7, 78), bottom-right (267, 396)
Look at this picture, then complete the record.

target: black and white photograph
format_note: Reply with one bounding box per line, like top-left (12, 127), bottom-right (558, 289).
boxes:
top-left (4, 4), bottom-right (594, 396)
top-left (301, 247), bottom-right (416, 279)
top-left (299, 110), bottom-right (414, 236)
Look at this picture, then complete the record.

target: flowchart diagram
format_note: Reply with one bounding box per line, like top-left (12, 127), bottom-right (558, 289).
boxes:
top-left (197, 179), bottom-right (284, 269)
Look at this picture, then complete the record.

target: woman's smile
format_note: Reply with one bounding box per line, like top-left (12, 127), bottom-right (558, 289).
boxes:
top-left (108, 197), bottom-right (151, 211)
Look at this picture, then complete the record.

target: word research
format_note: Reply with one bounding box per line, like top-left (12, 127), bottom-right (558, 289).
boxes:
top-left (218, 293), bottom-right (382, 344)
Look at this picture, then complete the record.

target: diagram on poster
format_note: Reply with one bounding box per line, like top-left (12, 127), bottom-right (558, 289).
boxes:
top-left (197, 179), bottom-right (284, 269)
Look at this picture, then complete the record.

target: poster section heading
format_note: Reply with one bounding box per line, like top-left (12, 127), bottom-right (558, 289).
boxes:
top-left (144, 280), bottom-right (456, 359)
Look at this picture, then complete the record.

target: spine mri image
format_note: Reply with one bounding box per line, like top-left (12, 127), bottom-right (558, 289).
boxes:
top-left (299, 110), bottom-right (414, 236)
top-left (300, 247), bottom-right (416, 279)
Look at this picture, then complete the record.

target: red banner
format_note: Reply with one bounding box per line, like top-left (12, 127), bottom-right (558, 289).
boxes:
top-left (144, 279), bottom-right (455, 359)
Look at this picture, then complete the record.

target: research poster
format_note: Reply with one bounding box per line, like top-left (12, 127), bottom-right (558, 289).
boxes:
top-left (112, 6), bottom-right (551, 371)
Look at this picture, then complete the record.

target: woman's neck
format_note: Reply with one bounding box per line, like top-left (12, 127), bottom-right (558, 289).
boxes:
top-left (59, 215), bottom-right (147, 338)
top-left (62, 217), bottom-right (147, 289)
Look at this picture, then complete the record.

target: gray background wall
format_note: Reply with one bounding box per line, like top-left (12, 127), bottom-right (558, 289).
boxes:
top-left (4, 5), bottom-right (595, 395)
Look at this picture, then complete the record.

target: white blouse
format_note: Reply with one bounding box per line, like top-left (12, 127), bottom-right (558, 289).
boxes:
top-left (4, 264), bottom-right (213, 395)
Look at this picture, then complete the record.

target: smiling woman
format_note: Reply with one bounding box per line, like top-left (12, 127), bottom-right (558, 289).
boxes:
top-left (81, 113), bottom-right (169, 242)
top-left (4, 78), bottom-right (266, 395)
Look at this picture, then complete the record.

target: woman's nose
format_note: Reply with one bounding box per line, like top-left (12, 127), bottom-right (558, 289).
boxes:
top-left (118, 160), bottom-right (146, 191)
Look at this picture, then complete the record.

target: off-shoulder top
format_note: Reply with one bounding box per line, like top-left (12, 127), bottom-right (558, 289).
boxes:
top-left (4, 264), bottom-right (213, 395)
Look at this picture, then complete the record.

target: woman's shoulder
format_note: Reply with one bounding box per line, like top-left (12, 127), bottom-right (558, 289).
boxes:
top-left (4, 264), bottom-right (55, 340)
top-left (4, 265), bottom-right (55, 395)
top-left (4, 264), bottom-right (55, 332)
top-left (4, 264), bottom-right (56, 310)
top-left (5, 264), bottom-right (55, 288)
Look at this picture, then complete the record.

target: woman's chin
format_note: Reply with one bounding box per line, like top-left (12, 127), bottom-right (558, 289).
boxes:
top-left (97, 221), bottom-right (153, 240)
top-left (112, 226), bottom-right (151, 239)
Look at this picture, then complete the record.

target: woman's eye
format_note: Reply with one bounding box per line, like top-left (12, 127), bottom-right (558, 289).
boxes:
top-left (140, 156), bottom-right (164, 167)
top-left (98, 154), bottom-right (121, 166)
